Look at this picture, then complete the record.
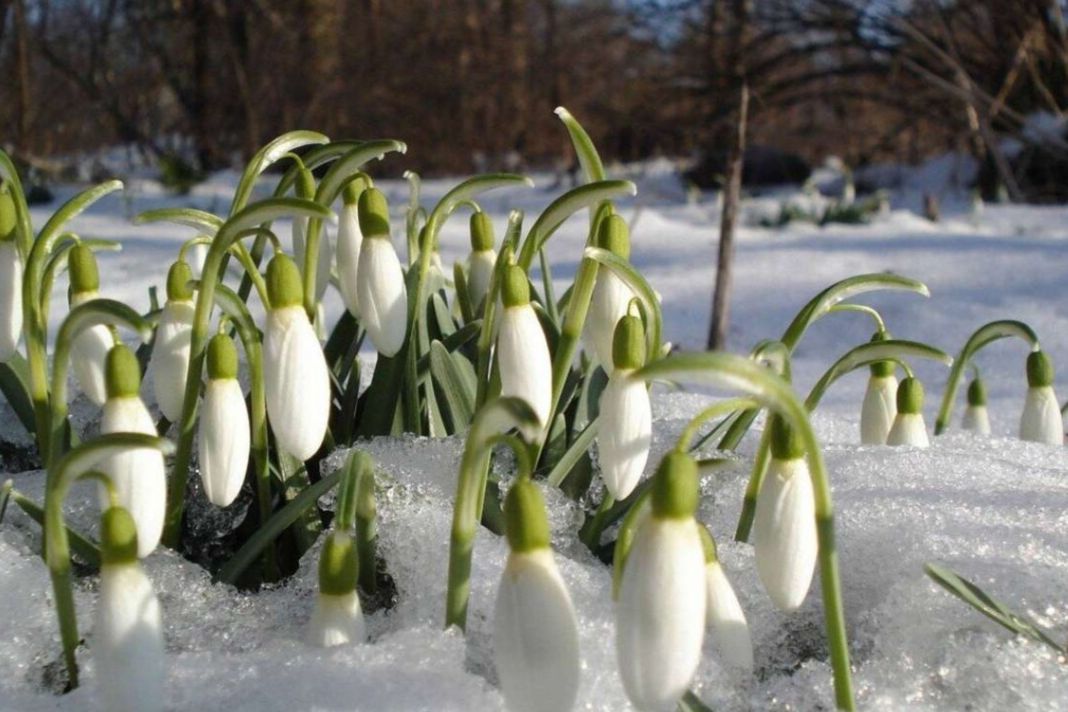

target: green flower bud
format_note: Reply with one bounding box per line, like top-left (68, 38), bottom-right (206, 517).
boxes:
top-left (470, 211), bottom-right (495, 252)
top-left (698, 524), bottom-right (719, 564)
top-left (166, 260), bottom-right (194, 302)
top-left (105, 344), bottom-right (141, 399)
top-left (206, 333), bottom-right (238, 380)
top-left (967, 376), bottom-right (987, 406)
top-left (296, 166), bottom-right (316, 200)
top-left (597, 214), bottom-right (631, 259)
top-left (503, 477), bottom-right (551, 553)
top-left (1026, 350), bottom-right (1054, 388)
top-left (650, 451), bottom-right (699, 520)
top-left (266, 254), bottom-right (303, 309)
top-left (612, 314), bottom-right (646, 370)
top-left (769, 413), bottom-right (804, 460)
top-left (358, 187), bottom-right (391, 238)
top-left (100, 506), bottom-right (139, 565)
top-left (869, 330), bottom-right (894, 378)
top-left (318, 530), bottom-right (359, 596)
top-left (897, 376), bottom-right (924, 415)
top-left (501, 265), bottom-right (530, 308)
top-left (69, 244), bottom-right (100, 295)
top-left (0, 188), bottom-right (16, 243)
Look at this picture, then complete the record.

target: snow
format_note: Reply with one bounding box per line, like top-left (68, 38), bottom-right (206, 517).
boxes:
top-left (2, 163), bottom-right (1067, 711)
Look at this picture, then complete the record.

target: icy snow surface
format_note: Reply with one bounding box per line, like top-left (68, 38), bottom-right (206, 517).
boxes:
top-left (1, 165), bottom-right (1067, 710)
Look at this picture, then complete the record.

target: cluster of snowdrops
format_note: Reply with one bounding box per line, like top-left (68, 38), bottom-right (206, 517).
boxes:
top-left (0, 111), bottom-right (1064, 712)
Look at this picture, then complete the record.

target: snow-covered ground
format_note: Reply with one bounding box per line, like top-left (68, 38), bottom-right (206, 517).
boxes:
top-left (2, 164), bottom-right (1067, 710)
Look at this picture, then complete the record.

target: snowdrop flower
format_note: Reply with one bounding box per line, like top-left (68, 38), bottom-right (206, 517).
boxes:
top-left (98, 345), bottom-right (166, 558)
top-left (336, 182), bottom-right (364, 316)
top-left (494, 477), bottom-right (580, 712)
top-left (68, 245), bottom-right (114, 405)
top-left (698, 525), bottom-right (753, 672)
top-left (307, 528), bottom-right (365, 647)
top-left (197, 334), bottom-right (250, 507)
top-left (597, 314), bottom-right (651, 499)
top-left (860, 331), bottom-right (897, 445)
top-left (617, 451), bottom-right (706, 711)
top-left (467, 210), bottom-right (497, 311)
top-left (0, 190), bottom-right (22, 361)
top-left (93, 506), bottom-right (165, 712)
top-left (886, 377), bottom-right (930, 447)
top-left (149, 260), bottom-right (195, 421)
top-left (497, 264), bottom-right (552, 442)
top-left (356, 187), bottom-right (408, 357)
top-left (753, 415), bottom-right (817, 611)
top-left (1019, 350), bottom-right (1063, 445)
top-left (263, 254), bottom-right (330, 461)
top-left (584, 214), bottom-right (634, 369)
top-left (961, 375), bottom-right (991, 435)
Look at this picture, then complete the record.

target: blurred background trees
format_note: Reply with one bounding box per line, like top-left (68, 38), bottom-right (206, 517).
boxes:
top-left (1, 0), bottom-right (1066, 198)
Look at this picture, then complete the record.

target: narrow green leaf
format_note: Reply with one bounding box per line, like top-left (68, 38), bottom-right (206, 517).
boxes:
top-left (554, 107), bottom-right (607, 183)
top-left (518, 181), bottom-right (637, 269)
top-left (232, 131), bottom-right (330, 213)
top-left (546, 417), bottom-right (600, 487)
top-left (134, 207), bottom-right (223, 234)
top-left (430, 341), bottom-right (477, 431)
top-left (37, 181), bottom-right (124, 248)
top-left (805, 340), bottom-right (952, 411)
top-left (0, 354), bottom-right (37, 435)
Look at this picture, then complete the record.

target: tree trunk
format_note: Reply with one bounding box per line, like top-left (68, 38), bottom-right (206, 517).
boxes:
top-left (707, 82), bottom-right (748, 350)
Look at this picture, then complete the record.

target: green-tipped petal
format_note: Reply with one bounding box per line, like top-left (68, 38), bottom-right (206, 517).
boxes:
top-left (105, 344), bottom-right (141, 399)
top-left (897, 377), bottom-right (924, 414)
top-left (100, 506), bottom-right (139, 565)
top-left (266, 254), bottom-right (304, 309)
top-left (501, 264), bottom-right (530, 308)
top-left (206, 334), bottom-right (239, 380)
top-left (318, 530), bottom-right (359, 596)
top-left (597, 213), bottom-right (631, 259)
top-left (612, 314), bottom-right (646, 370)
top-left (503, 477), bottom-right (551, 553)
top-left (769, 413), bottom-right (804, 460)
top-left (1027, 351), bottom-right (1054, 388)
top-left (69, 243), bottom-right (100, 295)
top-left (470, 211), bottom-right (495, 252)
top-left (166, 260), bottom-right (194, 302)
top-left (650, 451), bottom-right (698, 520)
top-left (358, 187), bottom-right (391, 238)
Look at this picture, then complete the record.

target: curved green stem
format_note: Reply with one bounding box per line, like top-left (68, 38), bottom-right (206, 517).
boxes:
top-left (828, 303), bottom-right (886, 332)
top-left (934, 320), bottom-right (1039, 435)
top-left (676, 397), bottom-right (761, 452)
top-left (611, 487), bottom-right (652, 599)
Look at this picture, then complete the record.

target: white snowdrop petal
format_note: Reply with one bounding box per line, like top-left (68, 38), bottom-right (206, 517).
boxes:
top-left (150, 300), bottom-right (194, 421)
top-left (886, 412), bottom-right (930, 447)
top-left (585, 270), bottom-right (632, 367)
top-left (336, 203), bottom-right (363, 316)
top-left (356, 238), bottom-right (408, 357)
top-left (617, 517), bottom-right (706, 711)
top-left (705, 562), bottom-right (753, 672)
top-left (99, 397), bottom-right (166, 558)
top-left (860, 375), bottom-right (897, 445)
top-left (306, 591), bottom-right (365, 648)
top-left (1019, 386), bottom-right (1064, 445)
top-left (753, 457), bottom-right (818, 612)
top-left (467, 249), bottom-right (496, 310)
top-left (597, 369), bottom-right (652, 499)
top-left (962, 404), bottom-right (991, 435)
top-left (497, 305), bottom-right (552, 440)
top-left (69, 291), bottom-right (112, 406)
top-left (264, 306), bottom-right (330, 461)
top-left (493, 549), bottom-right (580, 712)
top-left (0, 241), bottom-right (23, 360)
top-left (198, 379), bottom-right (251, 507)
top-left (94, 563), bottom-right (165, 712)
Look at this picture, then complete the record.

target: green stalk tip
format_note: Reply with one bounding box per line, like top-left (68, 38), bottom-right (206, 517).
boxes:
top-left (266, 254), bottom-right (304, 309)
top-left (769, 413), bottom-right (805, 460)
top-left (318, 530), bottom-right (359, 596)
top-left (105, 344), bottom-right (141, 399)
top-left (297, 166), bottom-right (316, 200)
top-left (470, 211), bottom-right (495, 252)
top-left (650, 451), bottom-right (698, 520)
top-left (597, 213), bottom-right (630, 259)
top-left (100, 506), bottom-right (139, 565)
top-left (166, 260), bottom-right (195, 302)
top-left (967, 377), bottom-right (987, 406)
top-left (612, 314), bottom-right (645, 370)
top-left (358, 187), bottom-right (391, 238)
top-left (206, 334), bottom-right (239, 380)
top-left (503, 477), bottom-right (551, 553)
top-left (68, 244), bottom-right (100, 295)
top-left (1026, 351), bottom-right (1054, 388)
top-left (897, 376), bottom-right (924, 414)
top-left (501, 264), bottom-right (530, 308)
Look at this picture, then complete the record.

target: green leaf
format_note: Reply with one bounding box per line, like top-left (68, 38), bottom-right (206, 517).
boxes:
top-left (222, 197), bottom-right (332, 241)
top-left (554, 107), bottom-right (606, 183)
top-left (316, 141), bottom-right (406, 205)
top-left (518, 180), bottom-right (636, 269)
top-left (135, 207), bottom-right (223, 234)
top-left (232, 131), bottom-right (330, 213)
top-left (924, 562), bottom-right (1065, 652)
top-left (546, 417), bottom-right (600, 487)
top-left (36, 181), bottom-right (123, 252)
top-left (2, 483), bottom-right (101, 568)
top-left (430, 341), bottom-right (477, 431)
top-left (0, 354), bottom-right (37, 435)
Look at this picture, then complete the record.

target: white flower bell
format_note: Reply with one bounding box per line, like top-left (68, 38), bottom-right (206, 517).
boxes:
top-left (584, 214), bottom-right (634, 369)
top-left (753, 415), bottom-right (817, 611)
top-left (307, 529), bottom-right (365, 647)
top-left (860, 332), bottom-right (897, 445)
top-left (98, 345), bottom-right (167, 558)
top-left (336, 182), bottom-right (364, 316)
top-left (597, 314), bottom-right (651, 499)
top-left (1019, 351), bottom-right (1064, 445)
top-left (263, 254), bottom-right (330, 461)
top-left (698, 526), bottom-right (753, 672)
top-left (467, 211), bottom-right (497, 311)
top-left (149, 260), bottom-right (195, 421)
top-left (197, 334), bottom-right (250, 507)
top-left (886, 377), bottom-right (930, 447)
top-left (494, 478), bottom-right (580, 712)
top-left (0, 191), bottom-right (22, 361)
top-left (961, 375), bottom-right (991, 435)
top-left (617, 452), bottom-right (706, 711)
top-left (68, 245), bottom-right (114, 405)
top-left (356, 187), bottom-right (408, 357)
top-left (93, 506), bottom-right (165, 712)
top-left (497, 264), bottom-right (552, 442)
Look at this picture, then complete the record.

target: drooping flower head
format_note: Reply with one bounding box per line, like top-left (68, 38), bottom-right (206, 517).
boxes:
top-left (860, 330), bottom-right (897, 445)
top-left (1019, 350), bottom-right (1063, 445)
top-left (467, 210), bottom-right (497, 312)
top-left (585, 214), bottom-right (634, 369)
top-left (0, 187), bottom-right (23, 361)
top-left (336, 181), bottom-right (365, 317)
top-left (307, 529), bottom-right (365, 648)
top-left (356, 187), bottom-right (408, 357)
top-left (697, 525), bottom-right (753, 672)
top-left (68, 244), bottom-right (114, 405)
top-left (962, 373), bottom-right (991, 435)
top-left (886, 376), bottom-right (929, 447)
top-left (198, 333), bottom-right (250, 507)
top-left (497, 264), bottom-right (552, 442)
top-left (597, 313), bottom-right (652, 500)
top-left (150, 259), bottom-right (195, 421)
